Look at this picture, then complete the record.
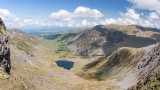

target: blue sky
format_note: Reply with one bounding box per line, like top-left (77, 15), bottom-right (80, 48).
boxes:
top-left (0, 0), bottom-right (160, 31)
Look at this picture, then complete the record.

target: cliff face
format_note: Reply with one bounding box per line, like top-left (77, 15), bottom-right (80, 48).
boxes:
top-left (0, 18), bottom-right (10, 73)
top-left (130, 42), bottom-right (160, 89)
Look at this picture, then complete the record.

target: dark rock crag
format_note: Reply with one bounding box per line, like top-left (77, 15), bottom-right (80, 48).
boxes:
top-left (0, 18), bottom-right (11, 73)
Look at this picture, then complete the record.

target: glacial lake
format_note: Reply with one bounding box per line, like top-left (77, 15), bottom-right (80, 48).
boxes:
top-left (55, 60), bottom-right (74, 70)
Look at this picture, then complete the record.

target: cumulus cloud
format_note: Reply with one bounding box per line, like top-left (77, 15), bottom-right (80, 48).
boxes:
top-left (0, 9), bottom-right (15, 23)
top-left (0, 9), bottom-right (14, 17)
top-left (0, 8), bottom-right (99, 28)
top-left (0, 9), bottom-right (40, 28)
top-left (1, 6), bottom-right (160, 29)
top-left (100, 8), bottom-right (140, 25)
top-left (105, 18), bottom-right (117, 24)
top-left (127, 0), bottom-right (160, 13)
top-left (120, 8), bottom-right (140, 20)
top-left (81, 20), bottom-right (88, 26)
top-left (148, 12), bottom-right (159, 20)
top-left (99, 8), bottom-right (160, 28)
top-left (125, 0), bottom-right (160, 28)
top-left (74, 6), bottom-right (103, 18)
top-left (49, 6), bottom-right (103, 21)
top-left (49, 10), bottom-right (72, 21)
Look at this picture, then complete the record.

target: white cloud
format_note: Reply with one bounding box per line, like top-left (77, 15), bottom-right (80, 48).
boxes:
top-left (141, 12), bottom-right (144, 16)
top-left (74, 6), bottom-right (103, 18)
top-left (0, 9), bottom-right (97, 28)
top-left (49, 10), bottom-right (72, 21)
top-left (120, 8), bottom-right (140, 20)
top-left (100, 18), bottom-right (136, 26)
top-left (0, 9), bottom-right (14, 17)
top-left (99, 8), bottom-right (160, 28)
top-left (1, 6), bottom-right (160, 29)
top-left (127, 0), bottom-right (160, 13)
top-left (74, 20), bottom-right (99, 27)
top-left (49, 6), bottom-right (103, 21)
top-left (67, 21), bottom-right (76, 27)
top-left (81, 20), bottom-right (89, 27)
top-left (148, 12), bottom-right (159, 20)
top-left (19, 18), bottom-right (39, 26)
top-left (0, 9), bottom-right (41, 28)
top-left (100, 8), bottom-right (141, 25)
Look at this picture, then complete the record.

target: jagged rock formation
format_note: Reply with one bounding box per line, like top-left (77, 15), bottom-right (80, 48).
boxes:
top-left (67, 25), bottom-right (160, 56)
top-left (79, 42), bottom-right (160, 89)
top-left (0, 18), bottom-right (10, 73)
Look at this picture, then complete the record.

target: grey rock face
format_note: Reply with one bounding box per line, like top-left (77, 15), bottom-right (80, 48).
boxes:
top-left (137, 42), bottom-right (160, 78)
top-left (0, 18), bottom-right (11, 73)
top-left (128, 42), bottom-right (160, 89)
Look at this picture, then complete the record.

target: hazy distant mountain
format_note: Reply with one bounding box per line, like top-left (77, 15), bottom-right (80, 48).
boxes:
top-left (42, 29), bottom-right (83, 40)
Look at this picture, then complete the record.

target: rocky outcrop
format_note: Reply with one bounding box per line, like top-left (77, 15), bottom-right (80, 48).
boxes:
top-left (67, 25), bottom-right (160, 56)
top-left (129, 42), bottom-right (160, 89)
top-left (0, 18), bottom-right (10, 73)
top-left (137, 42), bottom-right (160, 78)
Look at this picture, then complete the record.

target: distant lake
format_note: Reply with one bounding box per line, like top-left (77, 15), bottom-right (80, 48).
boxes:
top-left (55, 60), bottom-right (74, 70)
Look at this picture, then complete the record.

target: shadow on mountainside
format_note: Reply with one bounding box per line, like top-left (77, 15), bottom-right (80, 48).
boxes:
top-left (135, 25), bottom-right (160, 33)
top-left (87, 25), bottom-right (158, 56)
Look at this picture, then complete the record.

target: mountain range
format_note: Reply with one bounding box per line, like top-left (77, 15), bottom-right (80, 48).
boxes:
top-left (0, 18), bottom-right (159, 90)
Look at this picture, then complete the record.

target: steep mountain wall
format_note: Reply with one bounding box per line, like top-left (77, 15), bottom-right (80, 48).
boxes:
top-left (0, 18), bottom-right (10, 73)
